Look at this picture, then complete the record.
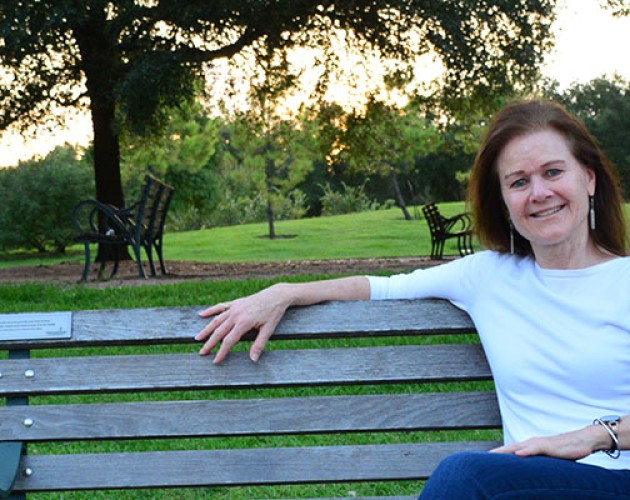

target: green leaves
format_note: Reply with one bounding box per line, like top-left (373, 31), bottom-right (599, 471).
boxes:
top-left (0, 145), bottom-right (94, 253)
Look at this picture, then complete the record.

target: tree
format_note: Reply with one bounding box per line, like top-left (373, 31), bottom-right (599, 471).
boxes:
top-left (120, 99), bottom-right (222, 219)
top-left (1, 0), bottom-right (555, 252)
top-left (332, 97), bottom-right (439, 220)
top-left (220, 106), bottom-right (316, 238)
top-left (603, 0), bottom-right (630, 16)
top-left (545, 76), bottom-right (630, 196)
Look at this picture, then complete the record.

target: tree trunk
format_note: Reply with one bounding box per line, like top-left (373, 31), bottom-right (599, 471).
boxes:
top-left (90, 98), bottom-right (131, 262)
top-left (266, 197), bottom-right (276, 239)
top-left (74, 11), bottom-right (131, 263)
top-left (390, 168), bottom-right (412, 220)
top-left (265, 156), bottom-right (277, 239)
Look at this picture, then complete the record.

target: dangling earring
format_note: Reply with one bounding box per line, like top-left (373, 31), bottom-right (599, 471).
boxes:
top-left (509, 220), bottom-right (515, 255)
top-left (589, 196), bottom-right (596, 230)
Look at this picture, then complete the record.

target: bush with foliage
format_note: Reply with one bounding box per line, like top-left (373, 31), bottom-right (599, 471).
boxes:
top-left (320, 182), bottom-right (391, 216)
top-left (0, 145), bottom-right (94, 253)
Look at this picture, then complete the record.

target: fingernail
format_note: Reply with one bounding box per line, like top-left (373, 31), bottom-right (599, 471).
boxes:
top-left (250, 351), bottom-right (260, 362)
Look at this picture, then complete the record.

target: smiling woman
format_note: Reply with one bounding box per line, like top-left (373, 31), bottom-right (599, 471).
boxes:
top-left (497, 129), bottom-right (597, 268)
top-left (469, 100), bottom-right (627, 262)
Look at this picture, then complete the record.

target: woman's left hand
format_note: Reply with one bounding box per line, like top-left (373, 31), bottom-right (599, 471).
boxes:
top-left (490, 424), bottom-right (610, 460)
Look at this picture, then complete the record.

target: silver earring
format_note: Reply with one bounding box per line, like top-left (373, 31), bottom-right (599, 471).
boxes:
top-left (509, 220), bottom-right (515, 255)
top-left (589, 196), bottom-right (596, 230)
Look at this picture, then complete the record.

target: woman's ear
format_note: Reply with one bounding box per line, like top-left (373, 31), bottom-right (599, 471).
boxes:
top-left (586, 166), bottom-right (596, 197)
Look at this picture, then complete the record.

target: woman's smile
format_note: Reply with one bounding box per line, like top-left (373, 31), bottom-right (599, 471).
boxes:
top-left (530, 205), bottom-right (565, 218)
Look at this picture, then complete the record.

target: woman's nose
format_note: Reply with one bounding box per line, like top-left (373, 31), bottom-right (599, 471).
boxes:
top-left (529, 177), bottom-right (552, 202)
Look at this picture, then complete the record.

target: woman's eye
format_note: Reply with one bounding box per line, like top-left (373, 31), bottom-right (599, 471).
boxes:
top-left (510, 178), bottom-right (527, 189)
top-left (545, 168), bottom-right (562, 178)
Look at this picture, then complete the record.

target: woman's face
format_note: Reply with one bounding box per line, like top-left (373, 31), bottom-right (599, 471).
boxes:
top-left (497, 129), bottom-right (596, 255)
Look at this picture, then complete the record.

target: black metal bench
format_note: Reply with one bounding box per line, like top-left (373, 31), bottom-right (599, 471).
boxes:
top-left (422, 202), bottom-right (474, 260)
top-left (72, 175), bottom-right (174, 281)
top-left (0, 300), bottom-right (500, 498)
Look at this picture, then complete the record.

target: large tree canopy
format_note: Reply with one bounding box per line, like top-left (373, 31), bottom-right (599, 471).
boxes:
top-left (1, 0), bottom-right (556, 250)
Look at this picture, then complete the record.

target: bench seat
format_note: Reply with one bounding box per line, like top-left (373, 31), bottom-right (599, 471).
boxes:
top-left (0, 300), bottom-right (500, 498)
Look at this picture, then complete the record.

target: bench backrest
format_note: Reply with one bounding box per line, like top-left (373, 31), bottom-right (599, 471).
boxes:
top-left (0, 300), bottom-right (500, 497)
top-left (422, 202), bottom-right (448, 236)
top-left (132, 175), bottom-right (174, 243)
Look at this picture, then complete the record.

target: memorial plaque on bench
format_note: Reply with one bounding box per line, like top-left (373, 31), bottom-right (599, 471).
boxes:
top-left (0, 312), bottom-right (72, 341)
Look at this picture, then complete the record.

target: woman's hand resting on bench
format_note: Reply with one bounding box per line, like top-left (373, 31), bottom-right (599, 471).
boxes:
top-left (196, 283), bottom-right (294, 364)
top-left (195, 276), bottom-right (370, 364)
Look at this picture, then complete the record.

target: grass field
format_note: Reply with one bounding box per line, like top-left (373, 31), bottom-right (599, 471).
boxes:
top-left (0, 202), bottom-right (471, 269)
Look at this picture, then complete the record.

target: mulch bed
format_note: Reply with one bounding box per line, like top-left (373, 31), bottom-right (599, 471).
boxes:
top-left (0, 257), bottom-right (449, 287)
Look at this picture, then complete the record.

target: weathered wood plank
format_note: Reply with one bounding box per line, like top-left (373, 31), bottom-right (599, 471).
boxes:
top-left (0, 391), bottom-right (500, 441)
top-left (0, 300), bottom-right (475, 349)
top-left (13, 441), bottom-right (500, 491)
top-left (0, 344), bottom-right (490, 396)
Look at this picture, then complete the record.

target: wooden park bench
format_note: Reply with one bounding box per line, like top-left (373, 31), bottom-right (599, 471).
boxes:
top-left (72, 175), bottom-right (175, 281)
top-left (0, 300), bottom-right (501, 498)
top-left (422, 202), bottom-right (474, 260)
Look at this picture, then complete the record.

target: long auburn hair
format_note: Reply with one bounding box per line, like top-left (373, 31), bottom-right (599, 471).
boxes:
top-left (468, 99), bottom-right (627, 256)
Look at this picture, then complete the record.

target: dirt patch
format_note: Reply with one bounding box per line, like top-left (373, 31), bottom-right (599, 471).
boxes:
top-left (0, 257), bottom-right (449, 287)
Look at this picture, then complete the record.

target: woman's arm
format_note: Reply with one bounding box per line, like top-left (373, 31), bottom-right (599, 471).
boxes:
top-left (491, 414), bottom-right (630, 460)
top-left (195, 276), bottom-right (370, 364)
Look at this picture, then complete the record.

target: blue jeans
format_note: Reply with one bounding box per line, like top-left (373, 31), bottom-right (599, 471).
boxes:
top-left (420, 451), bottom-right (630, 499)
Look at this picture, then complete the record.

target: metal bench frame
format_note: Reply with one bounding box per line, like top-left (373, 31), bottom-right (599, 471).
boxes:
top-left (72, 175), bottom-right (174, 281)
top-left (422, 202), bottom-right (474, 260)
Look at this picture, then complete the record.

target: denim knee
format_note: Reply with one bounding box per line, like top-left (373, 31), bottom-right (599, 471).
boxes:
top-left (420, 451), bottom-right (491, 499)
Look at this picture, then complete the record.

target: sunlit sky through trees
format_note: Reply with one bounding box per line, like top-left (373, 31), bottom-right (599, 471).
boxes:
top-left (1, 0), bottom-right (629, 168)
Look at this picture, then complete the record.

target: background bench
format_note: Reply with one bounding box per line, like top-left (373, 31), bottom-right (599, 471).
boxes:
top-left (422, 202), bottom-right (474, 259)
top-left (0, 300), bottom-right (501, 498)
top-left (72, 175), bottom-right (175, 281)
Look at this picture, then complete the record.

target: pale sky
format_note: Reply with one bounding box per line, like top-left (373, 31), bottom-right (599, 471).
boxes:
top-left (2, 0), bottom-right (630, 168)
top-left (541, 0), bottom-right (630, 87)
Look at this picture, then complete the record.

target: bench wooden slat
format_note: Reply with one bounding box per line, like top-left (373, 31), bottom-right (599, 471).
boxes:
top-left (13, 441), bottom-right (500, 491)
top-left (0, 300), bottom-right (475, 349)
top-left (0, 392), bottom-right (500, 441)
top-left (0, 344), bottom-right (490, 396)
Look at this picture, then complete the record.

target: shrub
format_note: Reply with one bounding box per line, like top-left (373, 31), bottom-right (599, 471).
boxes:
top-left (199, 189), bottom-right (309, 230)
top-left (0, 145), bottom-right (94, 253)
top-left (205, 190), bottom-right (268, 227)
top-left (320, 182), bottom-right (384, 215)
top-left (272, 189), bottom-right (309, 221)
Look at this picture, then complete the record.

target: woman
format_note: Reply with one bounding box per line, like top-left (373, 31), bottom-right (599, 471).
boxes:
top-left (196, 100), bottom-right (630, 498)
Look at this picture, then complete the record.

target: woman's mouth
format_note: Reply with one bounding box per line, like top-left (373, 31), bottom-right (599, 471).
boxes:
top-left (531, 205), bottom-right (564, 218)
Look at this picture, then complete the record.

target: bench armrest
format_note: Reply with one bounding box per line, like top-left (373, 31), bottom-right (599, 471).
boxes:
top-left (444, 212), bottom-right (473, 233)
top-left (72, 199), bottom-right (136, 237)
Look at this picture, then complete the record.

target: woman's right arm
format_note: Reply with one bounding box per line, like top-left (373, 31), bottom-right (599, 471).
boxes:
top-left (195, 276), bottom-right (370, 364)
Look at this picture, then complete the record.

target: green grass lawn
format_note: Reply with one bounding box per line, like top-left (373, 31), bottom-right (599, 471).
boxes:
top-left (0, 202), bottom-right (472, 269)
top-left (4, 201), bottom-right (630, 269)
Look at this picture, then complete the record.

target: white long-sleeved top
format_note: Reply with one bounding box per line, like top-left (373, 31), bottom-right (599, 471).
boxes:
top-left (368, 251), bottom-right (630, 469)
